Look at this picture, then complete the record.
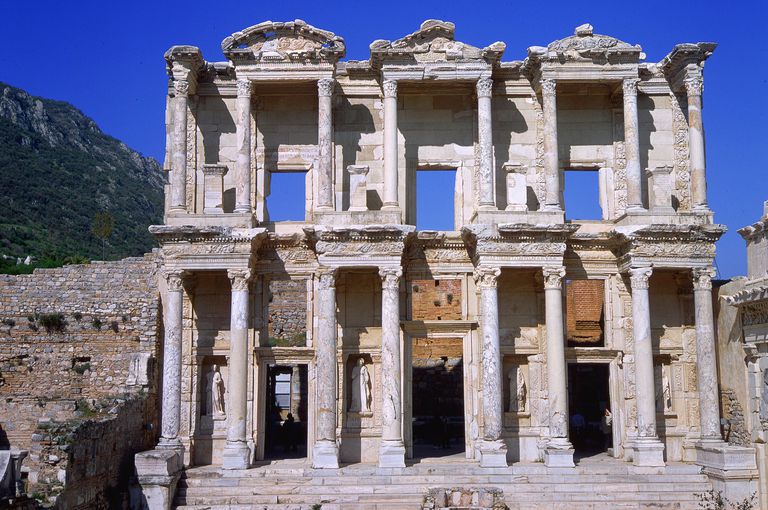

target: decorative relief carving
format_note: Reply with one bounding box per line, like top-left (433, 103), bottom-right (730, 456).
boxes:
top-left (684, 75), bottom-right (703, 97)
top-left (540, 79), bottom-right (557, 97)
top-left (164, 270), bottom-right (185, 292)
top-left (474, 266), bottom-right (500, 288)
top-left (671, 93), bottom-right (691, 211)
top-left (382, 80), bottom-right (397, 98)
top-left (317, 269), bottom-right (337, 290)
top-left (317, 78), bottom-right (334, 97)
top-left (613, 141), bottom-right (628, 215)
top-left (692, 267), bottom-right (716, 291)
top-left (173, 80), bottom-right (189, 96)
top-left (379, 267), bottom-right (403, 289)
top-left (743, 302), bottom-right (768, 327)
top-left (629, 266), bottom-right (653, 290)
top-left (476, 77), bottom-right (493, 98)
top-left (236, 79), bottom-right (252, 98)
top-left (622, 78), bottom-right (639, 96)
top-left (227, 268), bottom-right (253, 291)
top-left (162, 243), bottom-right (239, 258)
top-left (185, 104), bottom-right (196, 212)
top-left (542, 266), bottom-right (565, 290)
top-left (533, 93), bottom-right (546, 207)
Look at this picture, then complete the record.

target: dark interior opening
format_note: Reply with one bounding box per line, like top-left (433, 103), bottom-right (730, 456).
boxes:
top-left (567, 363), bottom-right (611, 458)
top-left (264, 363), bottom-right (308, 459)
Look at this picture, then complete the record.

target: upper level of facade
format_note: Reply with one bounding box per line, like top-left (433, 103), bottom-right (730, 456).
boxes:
top-left (161, 19), bottom-right (716, 234)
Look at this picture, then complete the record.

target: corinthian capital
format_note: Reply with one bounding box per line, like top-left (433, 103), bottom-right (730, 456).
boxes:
top-left (173, 80), bottom-right (189, 97)
top-left (164, 269), bottom-right (186, 292)
top-left (476, 77), bottom-right (493, 98)
top-left (317, 268), bottom-right (337, 290)
top-left (227, 268), bottom-right (253, 291)
top-left (629, 266), bottom-right (653, 290)
top-left (474, 266), bottom-right (501, 288)
top-left (684, 75), bottom-right (703, 97)
top-left (379, 267), bottom-right (403, 290)
top-left (236, 79), bottom-right (252, 98)
top-left (317, 78), bottom-right (335, 97)
top-left (540, 79), bottom-right (557, 98)
top-left (382, 79), bottom-right (397, 99)
top-left (622, 78), bottom-right (639, 97)
top-left (542, 266), bottom-right (565, 289)
top-left (692, 267), bottom-right (716, 291)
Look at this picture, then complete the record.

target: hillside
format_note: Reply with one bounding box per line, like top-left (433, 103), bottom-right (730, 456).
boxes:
top-left (0, 82), bottom-right (164, 262)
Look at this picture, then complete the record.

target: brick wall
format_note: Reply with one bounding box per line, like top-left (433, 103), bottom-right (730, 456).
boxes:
top-left (565, 279), bottom-right (604, 345)
top-left (410, 279), bottom-right (462, 321)
top-left (267, 279), bottom-right (307, 346)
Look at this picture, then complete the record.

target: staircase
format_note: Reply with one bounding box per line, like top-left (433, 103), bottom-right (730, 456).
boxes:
top-left (174, 456), bottom-right (713, 510)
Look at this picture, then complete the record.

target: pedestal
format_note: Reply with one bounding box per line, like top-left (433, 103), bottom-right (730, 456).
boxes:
top-left (378, 439), bottom-right (406, 468)
top-left (312, 440), bottom-right (340, 469)
top-left (478, 440), bottom-right (508, 468)
top-left (631, 437), bottom-right (665, 467)
top-left (696, 440), bottom-right (758, 502)
top-left (135, 449), bottom-right (183, 510)
top-left (221, 443), bottom-right (250, 470)
top-left (543, 442), bottom-right (575, 468)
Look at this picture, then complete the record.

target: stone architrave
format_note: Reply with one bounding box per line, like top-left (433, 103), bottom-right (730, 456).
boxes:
top-left (347, 165), bottom-right (370, 212)
top-left (646, 166), bottom-right (675, 214)
top-left (477, 77), bottom-right (495, 210)
top-left (623, 78), bottom-right (644, 212)
top-left (475, 266), bottom-right (507, 467)
top-left (313, 269), bottom-right (340, 468)
top-left (685, 76), bottom-right (708, 211)
top-left (317, 78), bottom-right (335, 210)
top-left (541, 80), bottom-right (561, 211)
top-left (202, 164), bottom-right (228, 214)
top-left (234, 79), bottom-right (252, 213)
top-left (692, 267), bottom-right (722, 441)
top-left (158, 270), bottom-right (185, 450)
top-left (382, 80), bottom-right (399, 210)
top-left (503, 163), bottom-right (528, 211)
top-left (170, 81), bottom-right (189, 212)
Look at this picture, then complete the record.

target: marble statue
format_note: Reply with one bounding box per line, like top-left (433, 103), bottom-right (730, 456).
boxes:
top-left (662, 372), bottom-right (672, 412)
top-left (509, 368), bottom-right (526, 413)
top-left (350, 358), bottom-right (371, 413)
top-left (761, 369), bottom-right (768, 422)
top-left (206, 364), bottom-right (226, 418)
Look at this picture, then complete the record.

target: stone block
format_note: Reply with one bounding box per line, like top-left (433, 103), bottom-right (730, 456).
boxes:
top-left (504, 162), bottom-right (528, 211)
top-left (347, 165), bottom-right (369, 212)
top-left (646, 166), bottom-right (675, 214)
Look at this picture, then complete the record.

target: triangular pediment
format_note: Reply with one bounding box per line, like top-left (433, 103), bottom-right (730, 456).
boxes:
top-left (221, 19), bottom-right (345, 64)
top-left (527, 24), bottom-right (643, 65)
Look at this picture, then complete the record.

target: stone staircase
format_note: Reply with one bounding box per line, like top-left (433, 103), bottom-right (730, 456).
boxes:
top-left (174, 456), bottom-right (713, 510)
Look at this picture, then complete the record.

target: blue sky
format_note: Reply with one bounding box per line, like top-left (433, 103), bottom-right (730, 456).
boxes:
top-left (1, 0), bottom-right (765, 277)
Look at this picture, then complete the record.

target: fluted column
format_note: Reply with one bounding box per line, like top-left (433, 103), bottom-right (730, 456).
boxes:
top-left (317, 78), bottom-right (335, 211)
top-left (382, 80), bottom-right (399, 210)
top-left (378, 267), bottom-right (406, 467)
top-left (312, 269), bottom-right (340, 468)
top-left (628, 266), bottom-right (665, 466)
top-left (158, 270), bottom-right (185, 450)
top-left (693, 267), bottom-right (722, 441)
top-left (686, 76), bottom-right (708, 211)
top-left (477, 78), bottom-right (495, 210)
top-left (623, 78), bottom-right (644, 212)
top-left (541, 79), bottom-right (561, 211)
top-left (542, 266), bottom-right (574, 467)
top-left (475, 266), bottom-right (507, 467)
top-left (222, 269), bottom-right (252, 469)
top-left (234, 80), bottom-right (252, 214)
top-left (170, 80), bottom-right (189, 212)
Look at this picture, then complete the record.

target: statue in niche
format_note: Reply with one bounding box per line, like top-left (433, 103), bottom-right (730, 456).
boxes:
top-left (662, 373), bottom-right (672, 412)
top-left (509, 368), bottom-right (527, 413)
top-left (350, 358), bottom-right (371, 413)
top-left (205, 364), bottom-right (226, 418)
top-left (761, 369), bottom-right (768, 422)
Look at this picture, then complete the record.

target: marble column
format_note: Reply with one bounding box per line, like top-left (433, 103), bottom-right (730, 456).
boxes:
top-left (628, 266), bottom-right (665, 466)
top-left (382, 80), bottom-right (399, 210)
top-left (170, 80), bottom-right (189, 212)
top-left (158, 270), bottom-right (185, 450)
top-left (542, 266), bottom-right (574, 467)
top-left (541, 79), bottom-right (561, 211)
top-left (623, 78), bottom-right (644, 212)
top-left (317, 78), bottom-right (335, 211)
top-left (312, 269), bottom-right (340, 468)
top-left (379, 267), bottom-right (406, 467)
top-left (234, 80), bottom-right (252, 214)
top-left (686, 76), bottom-right (708, 211)
top-left (693, 267), bottom-right (722, 441)
top-left (222, 269), bottom-right (252, 469)
top-left (477, 77), bottom-right (495, 210)
top-left (475, 266), bottom-right (507, 467)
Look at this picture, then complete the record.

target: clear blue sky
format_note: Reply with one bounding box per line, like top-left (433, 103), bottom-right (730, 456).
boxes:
top-left (1, 0), bottom-right (765, 278)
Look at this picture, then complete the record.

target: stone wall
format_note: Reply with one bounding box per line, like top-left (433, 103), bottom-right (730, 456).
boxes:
top-left (0, 254), bottom-right (162, 507)
top-left (267, 278), bottom-right (307, 346)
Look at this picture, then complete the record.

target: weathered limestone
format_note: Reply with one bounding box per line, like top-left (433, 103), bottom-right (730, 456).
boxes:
top-left (312, 269), bottom-right (340, 468)
top-left (202, 164), bottom-right (227, 214)
top-left (317, 79), bottom-right (334, 211)
top-left (382, 80), bottom-right (399, 210)
top-left (169, 81), bottom-right (188, 212)
top-left (477, 78), bottom-right (495, 210)
top-left (541, 80), bottom-right (561, 211)
top-left (686, 76), bottom-right (708, 211)
top-left (135, 449), bottom-right (182, 510)
top-left (222, 269), bottom-right (252, 469)
top-left (628, 266), bottom-right (665, 467)
top-left (234, 80), bottom-right (252, 214)
top-left (503, 163), bottom-right (527, 212)
top-left (693, 267), bottom-right (721, 441)
top-left (158, 270), bottom-right (184, 450)
top-left (379, 267), bottom-right (406, 468)
top-left (623, 78), bottom-right (644, 212)
top-left (347, 165), bottom-right (369, 212)
top-left (646, 165), bottom-right (675, 214)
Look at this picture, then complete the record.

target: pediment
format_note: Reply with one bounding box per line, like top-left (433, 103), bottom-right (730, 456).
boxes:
top-left (370, 19), bottom-right (505, 67)
top-left (527, 24), bottom-right (643, 65)
top-left (222, 19), bottom-right (345, 64)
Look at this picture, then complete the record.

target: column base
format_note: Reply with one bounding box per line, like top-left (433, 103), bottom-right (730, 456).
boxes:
top-left (630, 437), bottom-right (665, 467)
top-left (222, 441), bottom-right (250, 470)
top-left (544, 439), bottom-right (574, 468)
top-left (312, 440), bottom-right (340, 469)
top-left (478, 439), bottom-right (508, 467)
top-left (156, 437), bottom-right (183, 452)
top-left (696, 440), bottom-right (758, 503)
top-left (233, 205), bottom-right (252, 214)
top-left (478, 204), bottom-right (497, 212)
top-left (135, 448), bottom-right (183, 510)
top-left (625, 205), bottom-right (647, 214)
top-left (378, 439), bottom-right (406, 468)
top-left (542, 205), bottom-right (563, 213)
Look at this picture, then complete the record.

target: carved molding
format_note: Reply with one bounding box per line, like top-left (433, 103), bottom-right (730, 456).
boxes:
top-left (476, 77), bottom-right (493, 98)
top-left (164, 270), bottom-right (186, 292)
top-left (382, 79), bottom-right (397, 99)
top-left (317, 78), bottom-right (335, 97)
top-left (629, 266), bottom-right (653, 290)
top-left (685, 75), bottom-right (703, 97)
top-left (236, 79), bottom-right (252, 98)
top-left (228, 268), bottom-right (253, 291)
top-left (542, 266), bottom-right (565, 289)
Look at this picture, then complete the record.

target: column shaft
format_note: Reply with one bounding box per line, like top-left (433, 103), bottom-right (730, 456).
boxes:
top-left (170, 81), bottom-right (189, 211)
top-left (541, 80), bottom-right (561, 211)
top-left (379, 267), bottom-right (406, 467)
top-left (317, 79), bottom-right (334, 210)
top-left (686, 76), bottom-right (708, 210)
top-left (693, 268), bottom-right (722, 440)
top-left (477, 78), bottom-right (495, 210)
top-left (159, 271), bottom-right (184, 449)
top-left (623, 79), bottom-right (643, 211)
top-left (234, 80), bottom-right (252, 214)
top-left (382, 80), bottom-right (399, 209)
top-left (312, 269), bottom-right (340, 468)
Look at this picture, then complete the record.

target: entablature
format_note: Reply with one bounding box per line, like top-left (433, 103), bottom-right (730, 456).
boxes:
top-left (613, 223), bottom-right (725, 271)
top-left (150, 225), bottom-right (267, 271)
top-left (303, 224), bottom-right (416, 268)
top-left (462, 223), bottom-right (579, 268)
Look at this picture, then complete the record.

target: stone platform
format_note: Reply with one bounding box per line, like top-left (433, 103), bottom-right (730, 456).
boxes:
top-left (174, 455), bottom-right (712, 510)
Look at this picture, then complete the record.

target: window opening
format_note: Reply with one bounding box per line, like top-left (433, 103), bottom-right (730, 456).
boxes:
top-left (267, 172), bottom-right (306, 221)
top-left (564, 169), bottom-right (602, 220)
top-left (416, 169), bottom-right (456, 231)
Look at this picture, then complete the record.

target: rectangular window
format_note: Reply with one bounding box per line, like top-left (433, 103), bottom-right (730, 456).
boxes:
top-left (565, 279), bottom-right (605, 347)
top-left (416, 169), bottom-right (456, 231)
top-left (564, 170), bottom-right (602, 220)
top-left (267, 172), bottom-right (306, 221)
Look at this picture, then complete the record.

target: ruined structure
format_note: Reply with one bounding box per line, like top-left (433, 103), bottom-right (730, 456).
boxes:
top-left (134, 20), bottom-right (759, 508)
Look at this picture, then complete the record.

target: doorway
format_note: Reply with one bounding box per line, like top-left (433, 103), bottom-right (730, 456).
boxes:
top-left (567, 363), bottom-right (611, 459)
top-left (410, 338), bottom-right (465, 459)
top-left (264, 363), bottom-right (308, 459)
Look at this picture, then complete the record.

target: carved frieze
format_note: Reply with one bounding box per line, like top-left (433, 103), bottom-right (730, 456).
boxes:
top-left (743, 302), bottom-right (768, 327)
top-left (671, 93), bottom-right (692, 211)
top-left (304, 225), bottom-right (415, 263)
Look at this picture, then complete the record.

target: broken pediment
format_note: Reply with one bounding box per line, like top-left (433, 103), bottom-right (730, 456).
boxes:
top-left (221, 19), bottom-right (345, 64)
top-left (369, 19), bottom-right (505, 67)
top-left (527, 24), bottom-right (644, 65)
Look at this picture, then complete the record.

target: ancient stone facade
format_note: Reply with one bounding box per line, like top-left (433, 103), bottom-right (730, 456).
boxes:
top-left (136, 19), bottom-right (759, 508)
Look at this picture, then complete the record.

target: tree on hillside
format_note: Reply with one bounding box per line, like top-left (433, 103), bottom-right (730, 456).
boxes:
top-left (91, 211), bottom-right (114, 260)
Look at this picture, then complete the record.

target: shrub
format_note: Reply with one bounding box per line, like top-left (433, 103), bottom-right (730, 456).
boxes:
top-left (72, 362), bottom-right (91, 375)
top-left (72, 312), bottom-right (83, 322)
top-left (109, 321), bottom-right (119, 333)
top-left (38, 313), bottom-right (66, 333)
top-left (92, 317), bottom-right (103, 330)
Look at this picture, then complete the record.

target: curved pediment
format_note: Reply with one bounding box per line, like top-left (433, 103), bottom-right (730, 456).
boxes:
top-left (528, 24), bottom-right (643, 64)
top-left (221, 19), bottom-right (345, 63)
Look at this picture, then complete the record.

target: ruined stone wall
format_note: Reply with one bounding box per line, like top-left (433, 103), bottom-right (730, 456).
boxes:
top-left (267, 278), bottom-right (307, 346)
top-left (0, 253), bottom-right (162, 507)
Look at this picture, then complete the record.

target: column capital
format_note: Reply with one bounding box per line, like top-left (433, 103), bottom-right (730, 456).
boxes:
top-left (317, 268), bottom-right (338, 290)
top-left (692, 267), bottom-right (716, 291)
top-left (542, 266), bottom-right (565, 289)
top-left (173, 79), bottom-right (189, 97)
top-left (540, 78), bottom-right (557, 98)
top-left (227, 268), bottom-right (253, 291)
top-left (236, 79), bottom-right (252, 98)
top-left (476, 77), bottom-right (493, 98)
top-left (317, 78), bottom-right (335, 97)
top-left (629, 266), bottom-right (653, 290)
top-left (382, 79), bottom-right (398, 99)
top-left (163, 269), bottom-right (187, 292)
top-left (379, 267), bottom-right (403, 289)
top-left (684, 75), bottom-right (703, 97)
top-left (474, 266), bottom-right (501, 288)
top-left (622, 78), bottom-right (640, 96)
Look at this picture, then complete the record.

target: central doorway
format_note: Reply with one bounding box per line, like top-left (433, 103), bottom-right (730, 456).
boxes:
top-left (264, 363), bottom-right (308, 460)
top-left (410, 337), bottom-right (465, 460)
top-left (567, 363), bottom-right (611, 459)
